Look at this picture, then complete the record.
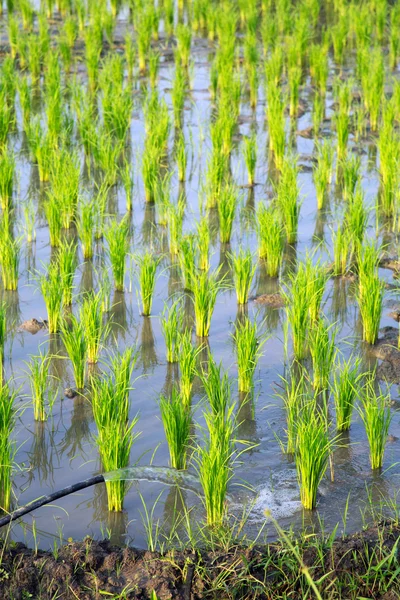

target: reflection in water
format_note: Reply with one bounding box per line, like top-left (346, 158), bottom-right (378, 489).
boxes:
top-left (168, 261), bottom-right (182, 298)
top-left (218, 243), bottom-right (233, 287)
top-left (142, 203), bottom-right (157, 249)
top-left (1, 290), bottom-right (21, 333)
top-left (79, 260), bottom-right (94, 295)
top-left (109, 291), bottom-right (129, 342)
top-left (282, 243), bottom-right (297, 278)
top-left (161, 363), bottom-right (180, 399)
top-left (330, 277), bottom-right (349, 326)
top-left (140, 317), bottom-right (158, 374)
top-left (312, 208), bottom-right (327, 246)
top-left (25, 421), bottom-right (58, 487)
top-left (162, 485), bottom-right (187, 544)
top-left (48, 333), bottom-right (68, 383)
top-left (183, 291), bottom-right (194, 333)
top-left (59, 396), bottom-right (93, 463)
top-left (236, 392), bottom-right (259, 452)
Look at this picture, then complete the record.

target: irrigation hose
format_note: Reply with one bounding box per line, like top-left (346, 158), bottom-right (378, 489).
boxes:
top-left (0, 474), bottom-right (105, 528)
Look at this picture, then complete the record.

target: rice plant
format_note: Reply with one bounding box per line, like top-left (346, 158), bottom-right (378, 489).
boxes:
top-left (178, 330), bottom-right (200, 406)
top-left (168, 197), bottom-right (185, 256)
top-left (160, 386), bottom-right (191, 470)
top-left (283, 266), bottom-right (310, 360)
top-left (196, 216), bottom-right (210, 272)
top-left (313, 141), bottom-right (334, 210)
top-left (276, 368), bottom-right (308, 454)
top-left (76, 200), bottom-right (95, 260)
top-left (161, 300), bottom-right (184, 363)
top-left (0, 383), bottom-right (16, 512)
top-left (341, 154), bottom-right (361, 201)
top-left (60, 316), bottom-right (87, 391)
top-left (357, 246), bottom-right (384, 344)
top-left (332, 224), bottom-right (351, 276)
top-left (309, 318), bottom-right (337, 392)
top-left (242, 133), bottom-right (257, 186)
top-left (0, 231), bottom-right (20, 291)
top-left (135, 252), bottom-right (161, 317)
top-left (359, 377), bottom-right (392, 470)
top-left (0, 148), bottom-right (14, 211)
top-left (58, 240), bottom-right (77, 307)
top-left (232, 318), bottom-right (265, 393)
top-left (276, 156), bottom-right (301, 244)
top-left (295, 404), bottom-right (333, 510)
top-left (175, 132), bottom-right (187, 182)
top-left (200, 354), bottom-right (232, 415)
top-left (305, 258), bottom-right (329, 322)
top-left (192, 269), bottom-right (223, 337)
top-left (44, 194), bottom-right (62, 248)
top-left (80, 292), bottom-right (108, 364)
top-left (257, 205), bottom-right (284, 277)
top-left (230, 248), bottom-right (256, 304)
top-left (104, 217), bottom-right (130, 292)
top-left (26, 352), bottom-right (55, 422)
top-left (331, 356), bottom-right (361, 432)
top-left (0, 303), bottom-right (6, 383)
top-left (218, 182), bottom-right (237, 244)
top-left (39, 262), bottom-right (64, 334)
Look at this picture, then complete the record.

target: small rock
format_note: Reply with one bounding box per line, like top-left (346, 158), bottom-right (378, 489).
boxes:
top-left (64, 388), bottom-right (78, 399)
top-left (253, 293), bottom-right (285, 308)
top-left (19, 319), bottom-right (48, 334)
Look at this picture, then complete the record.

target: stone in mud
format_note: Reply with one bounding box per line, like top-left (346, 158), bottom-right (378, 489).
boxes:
top-left (388, 310), bottom-right (400, 323)
top-left (252, 293), bottom-right (285, 308)
top-left (297, 126), bottom-right (314, 139)
top-left (64, 388), bottom-right (79, 399)
top-left (19, 319), bottom-right (48, 334)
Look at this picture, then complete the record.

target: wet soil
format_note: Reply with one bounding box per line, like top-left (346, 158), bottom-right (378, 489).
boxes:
top-left (252, 293), bottom-right (285, 308)
top-left (1, 524), bottom-right (399, 599)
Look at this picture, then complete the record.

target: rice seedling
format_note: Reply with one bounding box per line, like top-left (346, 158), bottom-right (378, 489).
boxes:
top-left (60, 316), bottom-right (87, 391)
top-left (196, 404), bottom-right (235, 526)
top-left (176, 24), bottom-right (192, 68)
top-left (192, 268), bottom-right (224, 337)
top-left (283, 266), bottom-right (310, 360)
top-left (91, 354), bottom-right (140, 512)
top-left (276, 367), bottom-right (309, 454)
top-left (0, 303), bottom-right (5, 380)
top-left (331, 356), bottom-right (361, 432)
top-left (340, 154), bottom-right (361, 201)
top-left (309, 318), bottom-right (337, 392)
top-left (171, 63), bottom-right (186, 128)
top-left (205, 148), bottom-right (229, 209)
top-left (168, 197), bottom-right (185, 256)
top-left (76, 200), bottom-right (95, 260)
top-left (218, 182), bottom-right (237, 244)
top-left (161, 300), bottom-right (184, 363)
top-left (295, 403), bottom-right (333, 510)
top-left (200, 354), bottom-right (232, 415)
top-left (196, 216), bottom-right (210, 272)
top-left (175, 132), bottom-right (187, 182)
top-left (104, 217), bottom-right (130, 292)
top-left (0, 383), bottom-right (16, 512)
top-left (44, 194), bottom-right (62, 248)
top-left (257, 205), bottom-right (284, 277)
top-left (80, 292), bottom-right (108, 365)
top-left (357, 245), bottom-right (384, 345)
top-left (276, 156), bottom-right (301, 244)
top-left (39, 261), bottom-right (64, 334)
top-left (26, 352), bottom-right (55, 422)
top-left (305, 258), bottom-right (329, 322)
top-left (160, 386), bottom-right (191, 470)
top-left (334, 110), bottom-right (349, 161)
top-left (359, 377), bottom-right (392, 470)
top-left (178, 330), bottom-right (200, 406)
top-left (155, 171), bottom-right (172, 227)
top-left (120, 161), bottom-right (134, 212)
top-left (0, 148), bottom-right (14, 211)
top-left (312, 91), bottom-right (325, 135)
top-left (0, 231), bottom-right (20, 291)
top-left (134, 252), bottom-right (161, 316)
top-left (242, 133), bottom-right (257, 186)
top-left (178, 234), bottom-right (197, 292)
top-left (232, 318), bottom-right (266, 393)
top-left (344, 185), bottom-right (368, 252)
top-left (266, 85), bottom-right (286, 170)
top-left (288, 65), bottom-right (302, 118)
top-left (230, 248), bottom-right (256, 305)
top-left (313, 141), bottom-right (334, 210)
top-left (58, 240), bottom-right (77, 307)
top-left (331, 224), bottom-right (351, 276)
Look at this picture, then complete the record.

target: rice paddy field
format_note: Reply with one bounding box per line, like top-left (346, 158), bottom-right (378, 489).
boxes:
top-left (0, 0), bottom-right (400, 556)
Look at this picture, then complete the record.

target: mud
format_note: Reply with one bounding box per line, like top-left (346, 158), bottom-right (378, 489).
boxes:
top-left (369, 327), bottom-right (400, 383)
top-left (252, 293), bottom-right (285, 308)
top-left (0, 525), bottom-right (399, 599)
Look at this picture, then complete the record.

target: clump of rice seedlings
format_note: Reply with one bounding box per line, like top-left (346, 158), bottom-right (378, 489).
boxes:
top-left (331, 356), bottom-right (361, 432)
top-left (295, 404), bottom-right (333, 510)
top-left (161, 300), bottom-right (184, 363)
top-left (218, 182), bottom-right (237, 244)
top-left (340, 154), bottom-right (361, 201)
top-left (266, 85), bottom-right (286, 170)
top-left (192, 269), bottom-right (223, 337)
top-left (134, 252), bottom-right (161, 316)
top-left (276, 156), bottom-right (301, 244)
top-left (104, 217), bottom-right (130, 292)
top-left (91, 351), bottom-right (140, 512)
top-left (309, 42), bottom-right (329, 96)
top-left (178, 330), bottom-right (200, 405)
top-left (283, 266), bottom-right (310, 360)
top-left (168, 196), bottom-right (185, 256)
top-left (276, 368), bottom-right (308, 454)
top-left (360, 48), bottom-right (384, 132)
top-left (196, 216), bottom-right (210, 272)
top-left (332, 224), bottom-right (352, 276)
top-left (178, 234), bottom-right (197, 292)
top-left (230, 248), bottom-right (256, 305)
top-left (160, 386), bottom-right (191, 470)
top-left (58, 240), bottom-right (77, 307)
top-left (60, 316), bottom-right (87, 391)
top-left (0, 383), bottom-right (16, 511)
top-left (357, 245), bottom-right (384, 345)
top-left (80, 292), bottom-right (108, 365)
top-left (23, 201), bottom-right (36, 244)
top-left (305, 258), bottom-right (329, 322)
top-left (309, 318), bottom-right (337, 392)
top-left (200, 354), bottom-right (232, 415)
top-left (288, 65), bottom-right (302, 118)
top-left (175, 132), bottom-right (187, 182)
top-left (312, 91), bottom-right (325, 135)
top-left (205, 148), bottom-right (229, 209)
top-left (232, 318), bottom-right (265, 393)
top-left (154, 171), bottom-right (172, 227)
top-left (76, 199), bottom-right (95, 260)
top-left (93, 133), bottom-right (124, 187)
top-left (0, 231), bottom-right (20, 291)
top-left (39, 261), bottom-right (64, 333)
top-left (176, 24), bottom-right (192, 68)
top-left (257, 205), bottom-right (283, 277)
top-left (359, 376), bottom-right (392, 470)
top-left (148, 49), bottom-right (160, 89)
top-left (334, 110), bottom-right (349, 161)
top-left (120, 161), bottom-right (134, 212)
top-left (344, 186), bottom-right (368, 254)
top-left (171, 63), bottom-right (186, 127)
top-left (313, 141), bottom-right (334, 210)
top-left (26, 352), bottom-right (55, 422)
top-left (242, 133), bottom-right (257, 186)
top-left (0, 304), bottom-right (5, 382)
top-left (197, 404), bottom-right (235, 526)
top-left (44, 193), bottom-right (62, 248)
top-left (0, 148), bottom-right (14, 211)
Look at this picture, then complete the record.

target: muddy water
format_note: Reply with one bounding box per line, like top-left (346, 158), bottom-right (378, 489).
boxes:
top-left (0, 16), bottom-right (400, 551)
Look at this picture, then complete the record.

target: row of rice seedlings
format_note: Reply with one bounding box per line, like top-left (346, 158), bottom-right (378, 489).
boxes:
top-left (91, 348), bottom-right (139, 512)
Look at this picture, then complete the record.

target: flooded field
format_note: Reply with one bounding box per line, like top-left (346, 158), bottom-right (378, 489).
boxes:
top-left (0, 0), bottom-right (399, 555)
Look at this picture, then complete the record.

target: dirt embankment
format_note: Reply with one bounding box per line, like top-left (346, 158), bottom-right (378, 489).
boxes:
top-left (1, 523), bottom-right (400, 599)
